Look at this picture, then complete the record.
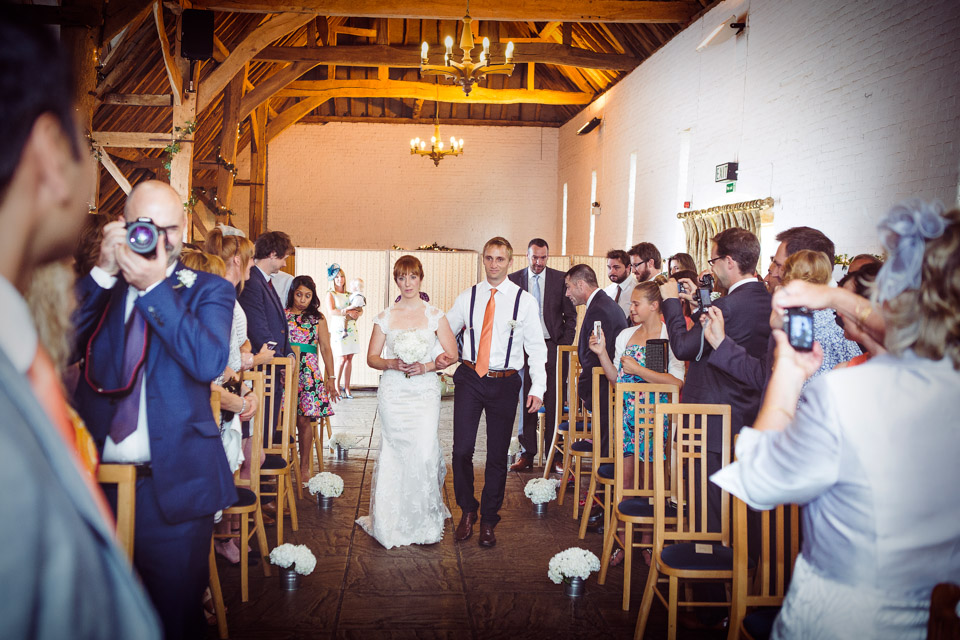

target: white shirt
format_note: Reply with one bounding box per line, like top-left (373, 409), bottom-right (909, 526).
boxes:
top-left (603, 272), bottom-right (637, 320)
top-left (90, 263), bottom-right (177, 463)
top-left (272, 271), bottom-right (293, 306)
top-left (0, 275), bottom-right (38, 374)
top-left (446, 278), bottom-right (548, 399)
top-left (526, 266), bottom-right (550, 339)
top-left (613, 324), bottom-right (686, 382)
top-left (725, 276), bottom-right (756, 295)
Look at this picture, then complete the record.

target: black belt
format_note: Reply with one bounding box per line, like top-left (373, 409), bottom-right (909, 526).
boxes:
top-left (461, 361), bottom-right (518, 378)
top-left (132, 463), bottom-right (152, 477)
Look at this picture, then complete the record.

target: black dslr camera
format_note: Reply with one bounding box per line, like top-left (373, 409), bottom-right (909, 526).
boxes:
top-left (695, 273), bottom-right (714, 311)
top-left (126, 217), bottom-right (161, 259)
top-left (783, 307), bottom-right (815, 351)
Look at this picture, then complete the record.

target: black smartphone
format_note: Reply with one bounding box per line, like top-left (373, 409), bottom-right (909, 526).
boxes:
top-left (784, 307), bottom-right (815, 351)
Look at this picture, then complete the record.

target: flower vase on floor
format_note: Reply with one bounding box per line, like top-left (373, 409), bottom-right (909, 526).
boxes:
top-left (335, 445), bottom-right (348, 460)
top-left (327, 433), bottom-right (355, 461)
top-left (533, 501), bottom-right (548, 516)
top-left (525, 477), bottom-right (559, 515)
top-left (564, 576), bottom-right (585, 597)
top-left (279, 566), bottom-right (301, 590)
top-left (317, 494), bottom-right (334, 510)
top-left (269, 544), bottom-right (316, 591)
top-left (507, 436), bottom-right (521, 467)
top-left (548, 548), bottom-right (600, 598)
top-left (305, 472), bottom-right (344, 511)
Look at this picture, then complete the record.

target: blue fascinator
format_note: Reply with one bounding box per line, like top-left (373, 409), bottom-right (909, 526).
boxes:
top-left (327, 263), bottom-right (342, 281)
top-left (875, 199), bottom-right (946, 303)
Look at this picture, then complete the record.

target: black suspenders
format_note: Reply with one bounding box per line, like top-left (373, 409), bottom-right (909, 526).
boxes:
top-left (468, 285), bottom-right (524, 372)
top-left (502, 289), bottom-right (523, 368)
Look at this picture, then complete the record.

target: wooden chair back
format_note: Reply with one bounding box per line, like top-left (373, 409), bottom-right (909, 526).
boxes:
top-left (554, 345), bottom-right (577, 432)
top-left (729, 496), bottom-right (800, 638)
top-left (96, 464), bottom-right (136, 561)
top-left (261, 356), bottom-right (297, 461)
top-left (653, 403), bottom-right (731, 548)
top-left (236, 372), bottom-right (265, 493)
top-left (589, 366), bottom-right (616, 467)
top-left (613, 383), bottom-right (680, 506)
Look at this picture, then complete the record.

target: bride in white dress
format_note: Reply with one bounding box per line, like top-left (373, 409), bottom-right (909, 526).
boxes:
top-left (357, 256), bottom-right (458, 549)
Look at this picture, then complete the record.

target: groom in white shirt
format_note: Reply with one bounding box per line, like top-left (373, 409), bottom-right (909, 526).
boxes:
top-left (440, 237), bottom-right (547, 547)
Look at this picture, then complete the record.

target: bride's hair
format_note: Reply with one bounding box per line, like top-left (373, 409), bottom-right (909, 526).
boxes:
top-left (393, 255), bottom-right (424, 282)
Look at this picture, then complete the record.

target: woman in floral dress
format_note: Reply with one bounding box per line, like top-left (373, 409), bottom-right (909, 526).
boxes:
top-left (286, 275), bottom-right (338, 473)
top-left (324, 264), bottom-right (362, 398)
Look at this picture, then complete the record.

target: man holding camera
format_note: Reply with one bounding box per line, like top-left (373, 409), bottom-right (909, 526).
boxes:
top-left (660, 227), bottom-right (771, 530)
top-left (73, 180), bottom-right (238, 639)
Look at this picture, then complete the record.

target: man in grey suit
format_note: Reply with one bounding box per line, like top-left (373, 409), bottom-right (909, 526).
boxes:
top-left (0, 18), bottom-right (160, 639)
top-left (507, 239), bottom-right (577, 470)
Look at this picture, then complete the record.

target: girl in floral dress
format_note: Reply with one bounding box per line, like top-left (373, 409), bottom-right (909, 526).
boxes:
top-left (285, 275), bottom-right (339, 473)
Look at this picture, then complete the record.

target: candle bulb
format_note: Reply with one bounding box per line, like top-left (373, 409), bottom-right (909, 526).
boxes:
top-left (459, 138), bottom-right (464, 148)
top-left (505, 41), bottom-right (514, 62)
top-left (483, 37), bottom-right (490, 54)
top-left (438, 141), bottom-right (443, 150)
top-left (420, 141), bottom-right (426, 150)
top-left (421, 42), bottom-right (428, 62)
top-left (445, 36), bottom-right (453, 55)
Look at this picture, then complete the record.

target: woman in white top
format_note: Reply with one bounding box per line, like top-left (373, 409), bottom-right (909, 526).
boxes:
top-left (712, 200), bottom-right (960, 639)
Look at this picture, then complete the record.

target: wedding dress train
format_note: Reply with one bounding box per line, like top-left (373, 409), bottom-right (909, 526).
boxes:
top-left (356, 303), bottom-right (451, 549)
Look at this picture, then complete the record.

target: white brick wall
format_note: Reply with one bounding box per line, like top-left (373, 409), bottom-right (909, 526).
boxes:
top-left (559, 0), bottom-right (960, 261)
top-left (252, 122), bottom-right (559, 254)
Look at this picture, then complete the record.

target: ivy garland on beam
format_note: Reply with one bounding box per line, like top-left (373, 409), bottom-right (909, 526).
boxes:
top-left (162, 120), bottom-right (197, 172)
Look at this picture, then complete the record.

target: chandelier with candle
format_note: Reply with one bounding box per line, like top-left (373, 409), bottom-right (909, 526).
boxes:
top-left (420, 2), bottom-right (515, 96)
top-left (410, 107), bottom-right (463, 167)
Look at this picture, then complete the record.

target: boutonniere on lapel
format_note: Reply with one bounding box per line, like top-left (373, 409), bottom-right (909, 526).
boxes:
top-left (507, 319), bottom-right (521, 335)
top-left (174, 269), bottom-right (197, 289)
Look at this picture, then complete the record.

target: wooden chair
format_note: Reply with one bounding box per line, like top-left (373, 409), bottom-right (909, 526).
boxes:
top-left (728, 497), bottom-right (800, 640)
top-left (215, 372), bottom-right (272, 602)
top-left (597, 382), bottom-right (680, 610)
top-left (96, 464), bottom-right (136, 561)
top-left (543, 345), bottom-right (577, 478)
top-left (206, 391), bottom-right (228, 637)
top-left (635, 402), bottom-right (733, 640)
top-left (259, 356), bottom-right (300, 546)
top-left (553, 353), bottom-right (592, 519)
top-left (578, 366), bottom-right (615, 539)
top-left (309, 416), bottom-right (332, 476)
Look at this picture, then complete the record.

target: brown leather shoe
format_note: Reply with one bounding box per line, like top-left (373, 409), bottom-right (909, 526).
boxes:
top-left (509, 455), bottom-right (533, 472)
top-left (478, 523), bottom-right (496, 547)
top-left (455, 511), bottom-right (477, 542)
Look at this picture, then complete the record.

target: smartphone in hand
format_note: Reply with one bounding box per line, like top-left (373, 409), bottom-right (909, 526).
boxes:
top-left (266, 341), bottom-right (278, 350)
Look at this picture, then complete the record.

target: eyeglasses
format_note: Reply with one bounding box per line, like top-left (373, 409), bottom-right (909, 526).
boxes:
top-left (706, 256), bottom-right (725, 266)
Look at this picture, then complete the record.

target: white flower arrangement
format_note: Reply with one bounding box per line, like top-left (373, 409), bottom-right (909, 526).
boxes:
top-left (508, 436), bottom-right (521, 456)
top-left (392, 329), bottom-right (431, 365)
top-left (304, 472), bottom-right (344, 497)
top-left (524, 477), bottom-right (559, 505)
top-left (547, 547), bottom-right (601, 584)
top-left (176, 269), bottom-right (197, 288)
top-left (327, 432), bottom-right (356, 451)
top-left (269, 543), bottom-right (317, 575)
top-left (506, 319), bottom-right (521, 331)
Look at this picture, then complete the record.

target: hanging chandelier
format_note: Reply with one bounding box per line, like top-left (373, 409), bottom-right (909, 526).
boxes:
top-left (410, 108), bottom-right (463, 167)
top-left (420, 1), bottom-right (515, 96)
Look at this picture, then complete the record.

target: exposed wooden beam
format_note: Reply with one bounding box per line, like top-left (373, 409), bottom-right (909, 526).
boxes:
top-left (101, 2), bottom-right (153, 69)
top-left (299, 115), bottom-right (563, 127)
top-left (411, 99), bottom-right (425, 119)
top-left (170, 90), bottom-right (198, 201)
top-left (216, 69), bottom-right (245, 209)
top-left (238, 61), bottom-right (319, 120)
top-left (97, 147), bottom-right (132, 195)
top-left (527, 62), bottom-right (535, 90)
top-left (101, 93), bottom-right (174, 106)
top-left (266, 97), bottom-right (326, 142)
top-left (254, 43), bottom-right (637, 70)
top-left (276, 79), bottom-right (594, 105)
top-left (92, 131), bottom-right (171, 148)
top-left (333, 26), bottom-right (377, 38)
top-left (153, 1), bottom-right (183, 106)
top-left (248, 104), bottom-right (267, 239)
top-left (96, 23), bottom-right (153, 98)
top-left (197, 12), bottom-right (318, 114)
top-left (190, 0), bottom-right (699, 23)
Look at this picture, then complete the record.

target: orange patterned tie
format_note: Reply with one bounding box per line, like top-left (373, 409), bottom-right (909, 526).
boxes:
top-left (475, 288), bottom-right (497, 377)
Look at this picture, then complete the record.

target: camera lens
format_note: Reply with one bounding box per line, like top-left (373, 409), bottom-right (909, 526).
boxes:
top-left (126, 219), bottom-right (159, 256)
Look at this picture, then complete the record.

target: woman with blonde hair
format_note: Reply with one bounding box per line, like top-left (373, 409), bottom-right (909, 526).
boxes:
top-left (713, 200), bottom-right (960, 639)
top-left (325, 264), bottom-right (362, 398)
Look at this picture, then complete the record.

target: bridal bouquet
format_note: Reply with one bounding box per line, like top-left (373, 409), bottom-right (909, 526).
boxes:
top-left (547, 547), bottom-right (601, 584)
top-left (508, 437), bottom-right (521, 456)
top-left (304, 472), bottom-right (344, 498)
top-left (524, 478), bottom-right (560, 505)
top-left (327, 432), bottom-right (357, 451)
top-left (393, 329), bottom-right (431, 376)
top-left (269, 543), bottom-right (317, 575)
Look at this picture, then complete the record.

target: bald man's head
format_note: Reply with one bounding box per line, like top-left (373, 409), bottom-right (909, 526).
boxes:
top-left (124, 180), bottom-right (185, 266)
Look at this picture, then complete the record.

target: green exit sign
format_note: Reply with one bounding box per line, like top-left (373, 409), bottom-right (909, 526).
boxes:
top-left (726, 182), bottom-right (736, 193)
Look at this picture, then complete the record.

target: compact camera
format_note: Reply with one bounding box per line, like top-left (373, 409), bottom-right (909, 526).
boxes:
top-left (695, 273), bottom-right (714, 311)
top-left (125, 217), bottom-right (161, 258)
top-left (784, 307), bottom-right (815, 352)
top-left (593, 320), bottom-right (602, 341)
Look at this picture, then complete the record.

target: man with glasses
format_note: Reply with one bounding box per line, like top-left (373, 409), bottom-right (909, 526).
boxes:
top-left (628, 242), bottom-right (663, 282)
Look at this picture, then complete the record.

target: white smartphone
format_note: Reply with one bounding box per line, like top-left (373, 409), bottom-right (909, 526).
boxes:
top-left (593, 321), bottom-right (602, 340)
top-left (266, 341), bottom-right (277, 350)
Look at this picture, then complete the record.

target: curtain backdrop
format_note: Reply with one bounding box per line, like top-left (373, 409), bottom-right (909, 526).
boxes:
top-left (680, 197), bottom-right (774, 271)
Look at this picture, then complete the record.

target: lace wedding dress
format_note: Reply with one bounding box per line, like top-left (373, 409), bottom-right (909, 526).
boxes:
top-left (356, 302), bottom-right (451, 549)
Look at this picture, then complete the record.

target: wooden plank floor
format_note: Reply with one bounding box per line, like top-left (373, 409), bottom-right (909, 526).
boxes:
top-left (212, 392), bottom-right (727, 639)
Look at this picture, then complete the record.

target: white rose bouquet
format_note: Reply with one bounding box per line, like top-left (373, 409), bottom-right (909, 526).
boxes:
top-left (392, 329), bottom-right (431, 377)
top-left (269, 543), bottom-right (317, 575)
top-left (547, 547), bottom-right (601, 584)
top-left (304, 472), bottom-right (344, 498)
top-left (524, 478), bottom-right (559, 505)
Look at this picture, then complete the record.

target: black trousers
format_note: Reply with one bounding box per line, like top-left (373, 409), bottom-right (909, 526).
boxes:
top-left (452, 364), bottom-right (523, 526)
top-left (103, 476), bottom-right (214, 640)
top-left (518, 339), bottom-right (559, 459)
top-left (578, 376), bottom-right (611, 457)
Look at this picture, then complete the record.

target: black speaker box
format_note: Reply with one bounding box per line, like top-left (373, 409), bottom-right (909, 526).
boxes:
top-left (181, 9), bottom-right (214, 60)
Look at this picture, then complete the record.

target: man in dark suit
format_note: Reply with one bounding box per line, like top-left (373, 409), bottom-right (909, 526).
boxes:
top-left (660, 227), bottom-right (771, 532)
top-left (507, 238), bottom-right (577, 470)
top-left (565, 264), bottom-right (628, 457)
top-left (73, 180), bottom-right (238, 639)
top-left (239, 230), bottom-right (294, 358)
top-left (0, 19), bottom-right (161, 639)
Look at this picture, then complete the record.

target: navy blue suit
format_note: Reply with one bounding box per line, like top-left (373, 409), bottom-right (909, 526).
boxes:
top-left (578, 290), bottom-right (629, 456)
top-left (238, 267), bottom-right (290, 356)
top-left (72, 263), bottom-right (237, 639)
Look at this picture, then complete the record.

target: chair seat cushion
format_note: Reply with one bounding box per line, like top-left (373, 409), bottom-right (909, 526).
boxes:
top-left (557, 420), bottom-right (587, 432)
top-left (230, 487), bottom-right (257, 509)
top-left (742, 607), bottom-right (780, 640)
top-left (597, 463), bottom-right (614, 479)
top-left (261, 454), bottom-right (288, 471)
top-left (571, 440), bottom-right (593, 452)
top-left (660, 542), bottom-right (751, 571)
top-left (618, 498), bottom-right (677, 518)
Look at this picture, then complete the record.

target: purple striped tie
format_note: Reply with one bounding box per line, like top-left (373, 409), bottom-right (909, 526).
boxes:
top-left (108, 306), bottom-right (147, 444)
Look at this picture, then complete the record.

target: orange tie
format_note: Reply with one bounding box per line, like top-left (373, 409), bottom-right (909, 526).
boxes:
top-left (475, 288), bottom-right (497, 377)
top-left (26, 346), bottom-right (115, 528)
